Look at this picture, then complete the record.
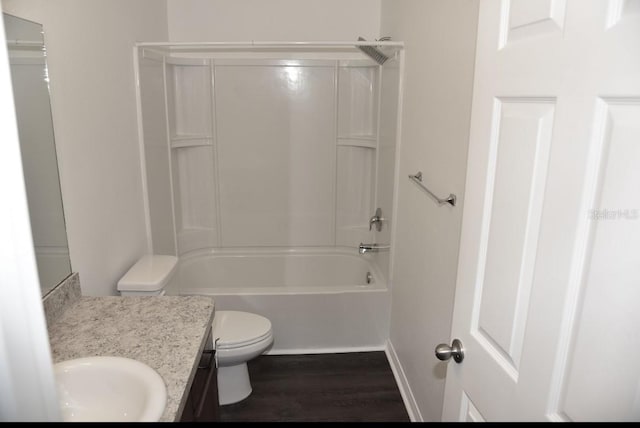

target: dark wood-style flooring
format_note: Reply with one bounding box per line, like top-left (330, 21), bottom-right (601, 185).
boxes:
top-left (218, 352), bottom-right (410, 422)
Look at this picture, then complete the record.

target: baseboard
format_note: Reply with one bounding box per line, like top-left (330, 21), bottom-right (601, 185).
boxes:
top-left (385, 339), bottom-right (422, 422)
top-left (264, 344), bottom-right (386, 355)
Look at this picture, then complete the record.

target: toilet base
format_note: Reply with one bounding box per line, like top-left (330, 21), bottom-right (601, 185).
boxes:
top-left (217, 362), bottom-right (252, 405)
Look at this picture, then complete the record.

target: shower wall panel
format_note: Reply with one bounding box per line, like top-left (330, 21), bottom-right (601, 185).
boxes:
top-left (171, 145), bottom-right (217, 252)
top-left (373, 61), bottom-right (401, 279)
top-left (139, 55), bottom-right (175, 255)
top-left (335, 65), bottom-right (379, 247)
top-left (338, 66), bottom-right (378, 138)
top-left (336, 145), bottom-right (376, 245)
top-left (215, 62), bottom-right (336, 247)
top-left (169, 62), bottom-right (211, 138)
top-left (139, 50), bottom-right (391, 254)
top-left (165, 60), bottom-right (218, 254)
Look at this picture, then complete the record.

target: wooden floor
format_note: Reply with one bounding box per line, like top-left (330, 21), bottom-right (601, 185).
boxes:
top-left (218, 352), bottom-right (410, 422)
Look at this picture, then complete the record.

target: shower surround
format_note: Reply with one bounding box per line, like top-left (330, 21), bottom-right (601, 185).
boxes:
top-left (135, 42), bottom-right (403, 352)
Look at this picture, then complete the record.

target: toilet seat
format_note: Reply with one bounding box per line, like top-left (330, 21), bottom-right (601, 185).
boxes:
top-left (213, 311), bottom-right (273, 350)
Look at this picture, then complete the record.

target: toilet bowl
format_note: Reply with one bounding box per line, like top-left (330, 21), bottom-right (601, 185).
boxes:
top-left (212, 311), bottom-right (273, 405)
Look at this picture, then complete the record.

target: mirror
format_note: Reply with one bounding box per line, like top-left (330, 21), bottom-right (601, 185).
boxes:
top-left (3, 13), bottom-right (71, 296)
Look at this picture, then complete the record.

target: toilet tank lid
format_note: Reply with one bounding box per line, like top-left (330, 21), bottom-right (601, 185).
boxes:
top-left (117, 255), bottom-right (178, 292)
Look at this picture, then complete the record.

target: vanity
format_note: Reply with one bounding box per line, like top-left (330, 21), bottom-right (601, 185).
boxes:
top-left (44, 275), bottom-right (218, 422)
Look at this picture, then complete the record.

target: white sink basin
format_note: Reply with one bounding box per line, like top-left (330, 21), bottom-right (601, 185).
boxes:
top-left (53, 356), bottom-right (167, 422)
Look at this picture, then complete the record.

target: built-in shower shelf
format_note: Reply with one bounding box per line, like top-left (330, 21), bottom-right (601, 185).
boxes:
top-left (171, 134), bottom-right (212, 141)
top-left (170, 135), bottom-right (213, 149)
top-left (337, 137), bottom-right (377, 149)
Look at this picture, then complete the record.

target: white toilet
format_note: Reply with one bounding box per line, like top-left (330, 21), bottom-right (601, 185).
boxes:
top-left (117, 255), bottom-right (274, 406)
top-left (212, 310), bottom-right (273, 405)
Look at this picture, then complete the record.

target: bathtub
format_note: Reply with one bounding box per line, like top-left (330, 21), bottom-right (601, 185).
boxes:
top-left (166, 248), bottom-right (390, 354)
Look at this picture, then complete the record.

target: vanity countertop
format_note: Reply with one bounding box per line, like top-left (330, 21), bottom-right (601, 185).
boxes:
top-left (46, 295), bottom-right (215, 422)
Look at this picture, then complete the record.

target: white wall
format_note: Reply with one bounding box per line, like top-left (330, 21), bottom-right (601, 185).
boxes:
top-left (381, 0), bottom-right (479, 421)
top-left (1, 0), bottom-right (169, 296)
top-left (167, 0), bottom-right (380, 42)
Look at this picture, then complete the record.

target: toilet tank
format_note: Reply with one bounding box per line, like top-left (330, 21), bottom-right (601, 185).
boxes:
top-left (117, 255), bottom-right (178, 296)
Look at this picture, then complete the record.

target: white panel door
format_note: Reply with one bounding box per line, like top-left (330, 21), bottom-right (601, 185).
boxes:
top-left (442, 0), bottom-right (640, 421)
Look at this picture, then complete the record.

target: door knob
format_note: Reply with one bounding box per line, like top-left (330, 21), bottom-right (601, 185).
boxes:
top-left (435, 339), bottom-right (464, 363)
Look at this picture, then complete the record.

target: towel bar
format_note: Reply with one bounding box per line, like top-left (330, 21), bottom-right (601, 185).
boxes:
top-left (408, 171), bottom-right (456, 207)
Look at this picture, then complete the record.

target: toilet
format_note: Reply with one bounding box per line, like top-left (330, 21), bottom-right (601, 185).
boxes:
top-left (212, 310), bottom-right (273, 405)
top-left (117, 255), bottom-right (273, 406)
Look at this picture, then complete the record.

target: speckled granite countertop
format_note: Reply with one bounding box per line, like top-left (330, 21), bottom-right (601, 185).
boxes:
top-left (47, 296), bottom-right (215, 422)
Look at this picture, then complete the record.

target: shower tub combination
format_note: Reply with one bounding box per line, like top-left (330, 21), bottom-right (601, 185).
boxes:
top-left (136, 41), bottom-right (403, 353)
top-left (166, 248), bottom-right (390, 353)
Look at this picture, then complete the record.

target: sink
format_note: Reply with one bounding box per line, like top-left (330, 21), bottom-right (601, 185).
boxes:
top-left (53, 356), bottom-right (167, 422)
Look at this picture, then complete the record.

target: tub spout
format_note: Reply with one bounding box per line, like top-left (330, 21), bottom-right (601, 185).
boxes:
top-left (359, 243), bottom-right (372, 254)
top-left (358, 243), bottom-right (390, 254)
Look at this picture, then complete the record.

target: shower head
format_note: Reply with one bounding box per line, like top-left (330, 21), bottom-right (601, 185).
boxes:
top-left (356, 36), bottom-right (389, 65)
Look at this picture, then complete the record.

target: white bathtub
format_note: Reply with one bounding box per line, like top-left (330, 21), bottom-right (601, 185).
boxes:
top-left (166, 248), bottom-right (390, 353)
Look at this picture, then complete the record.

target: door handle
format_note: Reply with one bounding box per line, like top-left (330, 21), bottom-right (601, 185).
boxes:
top-left (435, 339), bottom-right (464, 363)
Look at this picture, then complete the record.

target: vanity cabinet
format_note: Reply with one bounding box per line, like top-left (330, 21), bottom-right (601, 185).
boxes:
top-left (181, 330), bottom-right (219, 422)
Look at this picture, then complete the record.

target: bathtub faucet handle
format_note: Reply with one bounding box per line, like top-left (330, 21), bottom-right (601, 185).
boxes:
top-left (369, 208), bottom-right (385, 232)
